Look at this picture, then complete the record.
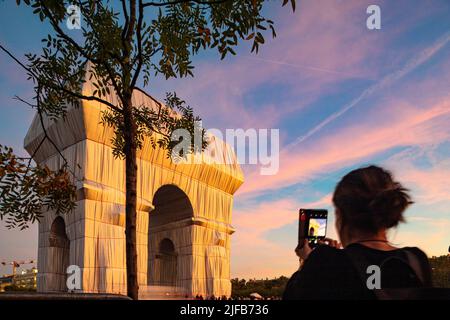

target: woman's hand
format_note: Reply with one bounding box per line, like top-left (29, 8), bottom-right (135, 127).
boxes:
top-left (295, 239), bottom-right (312, 261)
top-left (319, 237), bottom-right (342, 249)
top-left (295, 238), bottom-right (342, 261)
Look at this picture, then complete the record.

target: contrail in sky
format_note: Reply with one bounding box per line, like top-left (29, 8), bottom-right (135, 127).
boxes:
top-left (286, 31), bottom-right (450, 149)
top-left (246, 56), bottom-right (364, 78)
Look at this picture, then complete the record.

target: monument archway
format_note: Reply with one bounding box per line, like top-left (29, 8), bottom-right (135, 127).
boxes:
top-left (156, 238), bottom-right (177, 286)
top-left (48, 216), bottom-right (70, 292)
top-left (148, 185), bottom-right (193, 289)
top-left (25, 81), bottom-right (244, 297)
top-left (150, 184), bottom-right (194, 227)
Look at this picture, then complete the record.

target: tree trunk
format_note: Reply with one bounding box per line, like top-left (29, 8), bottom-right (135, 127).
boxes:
top-left (123, 96), bottom-right (139, 300)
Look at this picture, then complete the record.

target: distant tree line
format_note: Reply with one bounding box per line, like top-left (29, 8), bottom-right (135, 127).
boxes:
top-left (429, 255), bottom-right (450, 288)
top-left (232, 255), bottom-right (450, 298)
top-left (231, 276), bottom-right (290, 299)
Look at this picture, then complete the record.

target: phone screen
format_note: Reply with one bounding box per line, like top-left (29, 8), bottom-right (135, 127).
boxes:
top-left (299, 209), bottom-right (328, 247)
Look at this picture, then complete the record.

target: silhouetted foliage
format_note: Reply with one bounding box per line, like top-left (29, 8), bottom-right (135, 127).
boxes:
top-left (0, 145), bottom-right (76, 229)
top-left (231, 276), bottom-right (290, 298)
top-left (429, 255), bottom-right (450, 288)
top-left (3, 285), bottom-right (37, 292)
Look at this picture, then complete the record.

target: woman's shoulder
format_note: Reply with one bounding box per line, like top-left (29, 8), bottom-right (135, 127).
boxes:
top-left (345, 243), bottom-right (429, 263)
top-left (401, 246), bottom-right (428, 260)
top-left (285, 245), bottom-right (368, 299)
top-left (346, 243), bottom-right (433, 286)
top-left (400, 246), bottom-right (432, 284)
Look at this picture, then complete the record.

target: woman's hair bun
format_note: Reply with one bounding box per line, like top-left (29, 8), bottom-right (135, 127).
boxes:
top-left (368, 186), bottom-right (412, 230)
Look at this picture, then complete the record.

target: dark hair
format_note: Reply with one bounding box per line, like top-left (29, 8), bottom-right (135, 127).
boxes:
top-left (332, 165), bottom-right (412, 234)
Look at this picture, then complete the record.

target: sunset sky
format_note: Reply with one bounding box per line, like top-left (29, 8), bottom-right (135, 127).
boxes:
top-left (1, 0), bottom-right (449, 279)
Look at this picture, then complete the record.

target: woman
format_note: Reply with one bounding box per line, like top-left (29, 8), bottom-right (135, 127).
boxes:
top-left (283, 165), bottom-right (432, 299)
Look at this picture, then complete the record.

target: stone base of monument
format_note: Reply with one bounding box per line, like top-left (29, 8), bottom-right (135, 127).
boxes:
top-left (138, 285), bottom-right (188, 300)
top-left (0, 288), bottom-right (191, 300)
top-left (0, 292), bottom-right (131, 300)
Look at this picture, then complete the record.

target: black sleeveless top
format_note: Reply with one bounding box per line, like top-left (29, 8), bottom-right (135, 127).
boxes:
top-left (283, 243), bottom-right (432, 300)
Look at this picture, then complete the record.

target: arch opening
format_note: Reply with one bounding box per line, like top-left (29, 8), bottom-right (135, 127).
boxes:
top-left (48, 216), bottom-right (70, 292)
top-left (148, 185), bottom-right (193, 288)
top-left (149, 184), bottom-right (194, 228)
top-left (155, 238), bottom-right (177, 286)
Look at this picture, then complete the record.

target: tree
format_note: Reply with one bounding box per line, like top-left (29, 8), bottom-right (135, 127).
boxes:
top-left (231, 276), bottom-right (290, 298)
top-left (429, 255), bottom-right (450, 288)
top-left (0, 0), bottom-right (296, 299)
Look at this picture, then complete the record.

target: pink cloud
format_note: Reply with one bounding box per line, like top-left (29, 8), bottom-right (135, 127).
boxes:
top-left (385, 147), bottom-right (450, 205)
top-left (231, 198), bottom-right (301, 278)
top-left (393, 217), bottom-right (450, 257)
top-left (159, 0), bottom-right (403, 131)
top-left (404, 169), bottom-right (450, 204)
top-left (234, 199), bottom-right (298, 232)
top-left (238, 97), bottom-right (450, 197)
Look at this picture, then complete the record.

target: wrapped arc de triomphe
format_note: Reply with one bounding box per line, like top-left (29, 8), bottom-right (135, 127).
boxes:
top-left (23, 79), bottom-right (244, 298)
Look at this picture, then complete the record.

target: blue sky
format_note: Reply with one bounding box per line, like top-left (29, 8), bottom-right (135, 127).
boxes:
top-left (0, 0), bottom-right (449, 278)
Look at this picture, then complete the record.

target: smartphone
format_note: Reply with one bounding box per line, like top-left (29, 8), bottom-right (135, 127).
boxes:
top-left (298, 209), bottom-right (328, 248)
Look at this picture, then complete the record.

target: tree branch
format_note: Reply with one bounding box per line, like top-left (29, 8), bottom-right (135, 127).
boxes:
top-left (0, 44), bottom-right (123, 114)
top-left (13, 92), bottom-right (80, 180)
top-left (35, 84), bottom-right (70, 168)
top-left (142, 0), bottom-right (230, 7)
top-left (130, 0), bottom-right (145, 89)
top-left (40, 2), bottom-right (125, 104)
top-left (121, 0), bottom-right (130, 46)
